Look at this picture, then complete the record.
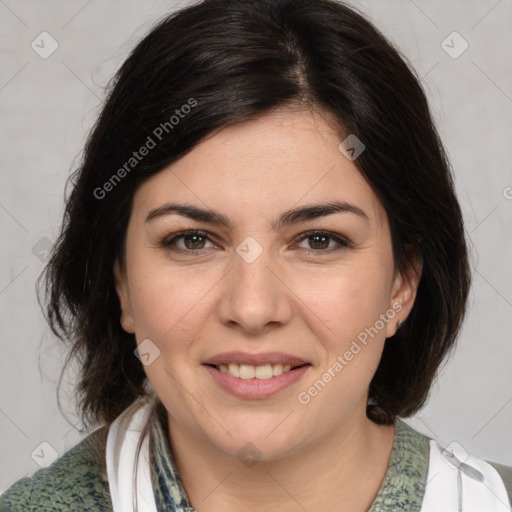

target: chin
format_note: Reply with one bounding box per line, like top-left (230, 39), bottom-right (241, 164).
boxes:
top-left (202, 415), bottom-right (311, 462)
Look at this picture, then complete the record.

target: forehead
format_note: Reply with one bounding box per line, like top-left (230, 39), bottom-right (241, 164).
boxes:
top-left (133, 108), bottom-right (387, 229)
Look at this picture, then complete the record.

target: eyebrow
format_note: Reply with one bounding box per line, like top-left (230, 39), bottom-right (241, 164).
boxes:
top-left (145, 200), bottom-right (370, 229)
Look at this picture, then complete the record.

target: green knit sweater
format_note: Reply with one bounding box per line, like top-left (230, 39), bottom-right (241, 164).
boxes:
top-left (1, 409), bottom-right (511, 511)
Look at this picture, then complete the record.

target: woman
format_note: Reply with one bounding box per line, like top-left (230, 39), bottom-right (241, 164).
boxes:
top-left (1, 0), bottom-right (510, 510)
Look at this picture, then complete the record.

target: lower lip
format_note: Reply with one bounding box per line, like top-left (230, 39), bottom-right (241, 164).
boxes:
top-left (203, 365), bottom-right (311, 399)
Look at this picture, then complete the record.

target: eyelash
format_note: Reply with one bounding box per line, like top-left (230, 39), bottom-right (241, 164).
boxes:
top-left (160, 229), bottom-right (352, 255)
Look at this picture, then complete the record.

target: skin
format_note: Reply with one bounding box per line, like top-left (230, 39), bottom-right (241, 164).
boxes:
top-left (114, 106), bottom-right (422, 511)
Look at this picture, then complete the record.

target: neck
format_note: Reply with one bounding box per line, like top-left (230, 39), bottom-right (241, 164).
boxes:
top-left (167, 408), bottom-right (395, 512)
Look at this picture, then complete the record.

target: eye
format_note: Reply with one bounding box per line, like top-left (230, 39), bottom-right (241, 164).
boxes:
top-left (294, 230), bottom-right (351, 253)
top-left (160, 229), bottom-right (352, 256)
top-left (161, 230), bottom-right (216, 252)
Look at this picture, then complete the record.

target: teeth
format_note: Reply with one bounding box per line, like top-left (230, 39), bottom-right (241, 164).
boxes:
top-left (239, 364), bottom-right (255, 379)
top-left (272, 363), bottom-right (283, 376)
top-left (217, 363), bottom-right (299, 380)
top-left (228, 363), bottom-right (240, 377)
top-left (255, 364), bottom-right (273, 379)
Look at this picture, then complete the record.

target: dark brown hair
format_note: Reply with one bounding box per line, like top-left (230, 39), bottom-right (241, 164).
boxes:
top-left (40, 0), bottom-right (471, 429)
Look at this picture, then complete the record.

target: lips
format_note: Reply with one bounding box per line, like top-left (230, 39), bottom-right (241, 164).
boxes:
top-left (202, 351), bottom-right (311, 398)
top-left (202, 351), bottom-right (307, 367)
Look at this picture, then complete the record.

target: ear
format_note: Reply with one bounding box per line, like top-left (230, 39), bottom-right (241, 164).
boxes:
top-left (113, 258), bottom-right (135, 334)
top-left (386, 252), bottom-right (423, 338)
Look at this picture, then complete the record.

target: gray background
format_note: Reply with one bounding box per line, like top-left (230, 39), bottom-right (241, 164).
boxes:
top-left (1, 0), bottom-right (511, 491)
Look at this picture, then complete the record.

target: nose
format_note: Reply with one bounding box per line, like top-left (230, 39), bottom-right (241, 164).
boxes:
top-left (216, 243), bottom-right (293, 335)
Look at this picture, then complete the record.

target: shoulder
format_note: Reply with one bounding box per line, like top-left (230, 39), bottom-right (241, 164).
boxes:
top-left (486, 460), bottom-right (512, 505)
top-left (0, 426), bottom-right (113, 512)
top-left (391, 419), bottom-right (512, 506)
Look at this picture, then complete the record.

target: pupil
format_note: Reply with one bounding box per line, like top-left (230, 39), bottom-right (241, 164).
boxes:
top-left (311, 235), bottom-right (328, 249)
top-left (186, 235), bottom-right (203, 249)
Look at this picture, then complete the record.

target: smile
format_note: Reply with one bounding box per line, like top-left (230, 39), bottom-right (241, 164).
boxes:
top-left (203, 362), bottom-right (311, 399)
top-left (215, 363), bottom-right (297, 380)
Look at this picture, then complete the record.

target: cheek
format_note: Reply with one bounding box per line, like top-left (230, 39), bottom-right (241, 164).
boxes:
top-left (290, 260), bottom-right (393, 408)
top-left (292, 260), bottom-right (393, 340)
top-left (127, 262), bottom-right (216, 348)
top-left (126, 266), bottom-right (212, 401)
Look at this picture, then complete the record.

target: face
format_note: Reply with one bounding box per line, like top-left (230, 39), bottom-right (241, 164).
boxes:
top-left (114, 107), bottom-right (420, 461)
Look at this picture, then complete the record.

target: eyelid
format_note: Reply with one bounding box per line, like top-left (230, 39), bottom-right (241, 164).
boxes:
top-left (294, 230), bottom-right (352, 251)
top-left (161, 229), bottom-right (215, 249)
top-left (160, 229), bottom-right (352, 254)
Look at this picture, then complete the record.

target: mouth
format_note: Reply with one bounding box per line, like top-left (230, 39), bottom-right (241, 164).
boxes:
top-left (206, 362), bottom-right (310, 380)
top-left (201, 352), bottom-right (312, 399)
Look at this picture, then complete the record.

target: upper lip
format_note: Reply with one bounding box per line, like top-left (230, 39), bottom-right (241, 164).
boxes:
top-left (203, 351), bottom-right (308, 367)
